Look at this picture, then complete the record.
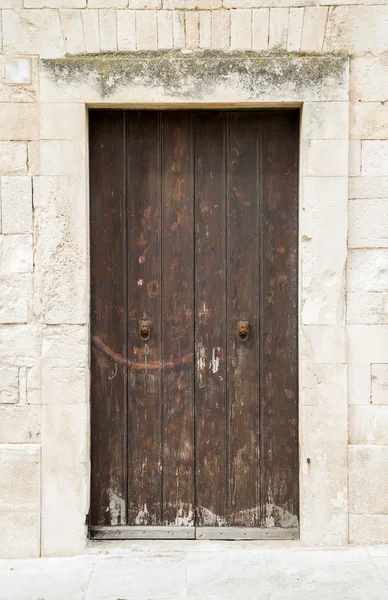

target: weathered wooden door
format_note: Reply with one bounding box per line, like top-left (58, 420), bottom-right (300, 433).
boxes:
top-left (90, 110), bottom-right (299, 540)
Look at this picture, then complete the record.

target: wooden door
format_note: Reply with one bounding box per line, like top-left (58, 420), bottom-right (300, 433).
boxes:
top-left (90, 110), bottom-right (299, 540)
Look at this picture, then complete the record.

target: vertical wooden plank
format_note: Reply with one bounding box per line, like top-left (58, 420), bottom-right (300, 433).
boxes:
top-left (127, 112), bottom-right (163, 526)
top-left (90, 110), bottom-right (127, 527)
top-left (161, 111), bottom-right (195, 527)
top-left (226, 112), bottom-right (260, 527)
top-left (194, 112), bottom-right (227, 527)
top-left (260, 111), bottom-right (299, 528)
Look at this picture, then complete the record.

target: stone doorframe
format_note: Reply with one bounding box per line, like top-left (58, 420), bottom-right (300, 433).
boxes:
top-left (38, 51), bottom-right (349, 555)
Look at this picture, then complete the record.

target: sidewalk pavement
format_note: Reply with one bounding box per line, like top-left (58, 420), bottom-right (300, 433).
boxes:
top-left (1, 540), bottom-right (388, 600)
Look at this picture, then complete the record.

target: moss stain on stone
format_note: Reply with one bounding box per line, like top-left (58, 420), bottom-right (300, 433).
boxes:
top-left (41, 50), bottom-right (348, 100)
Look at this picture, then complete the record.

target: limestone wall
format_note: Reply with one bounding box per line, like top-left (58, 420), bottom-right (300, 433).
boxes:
top-left (0, 0), bottom-right (387, 558)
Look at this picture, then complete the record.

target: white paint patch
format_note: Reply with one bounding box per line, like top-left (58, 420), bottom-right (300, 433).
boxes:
top-left (210, 347), bottom-right (221, 373)
top-left (167, 502), bottom-right (194, 527)
top-left (108, 489), bottom-right (126, 526)
top-left (264, 503), bottom-right (299, 528)
top-left (135, 503), bottom-right (149, 525)
top-left (137, 279), bottom-right (144, 286)
top-left (199, 506), bottom-right (227, 527)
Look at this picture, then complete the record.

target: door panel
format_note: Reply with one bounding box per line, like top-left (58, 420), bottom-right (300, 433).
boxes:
top-left (90, 109), bottom-right (299, 539)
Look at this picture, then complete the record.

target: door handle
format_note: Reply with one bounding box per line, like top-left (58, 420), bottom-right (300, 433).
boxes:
top-left (139, 319), bottom-right (152, 341)
top-left (237, 320), bottom-right (249, 341)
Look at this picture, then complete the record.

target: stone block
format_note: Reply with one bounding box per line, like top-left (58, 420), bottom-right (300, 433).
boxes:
top-left (82, 9), bottom-right (100, 53)
top-left (1, 177), bottom-right (32, 234)
top-left (89, 0), bottom-right (126, 6)
top-left (186, 12), bottom-right (199, 49)
top-left (325, 7), bottom-right (388, 55)
top-left (40, 140), bottom-right (85, 176)
top-left (348, 363), bottom-right (370, 406)
top-left (117, 10), bottom-right (136, 50)
top-left (173, 11), bottom-right (185, 48)
top-left (349, 445), bottom-right (388, 514)
top-left (164, 0), bottom-right (219, 7)
top-left (362, 141), bottom-right (388, 176)
top-left (300, 326), bottom-right (346, 364)
top-left (60, 10), bottom-right (86, 54)
top-left (0, 444), bottom-right (40, 511)
top-left (3, 9), bottom-right (65, 58)
top-left (0, 511), bottom-right (40, 558)
top-left (349, 140), bottom-right (361, 177)
top-left (252, 8), bottom-right (269, 51)
top-left (301, 177), bottom-right (347, 325)
top-left (0, 324), bottom-right (40, 368)
top-left (348, 325), bottom-right (388, 365)
top-left (5, 57), bottom-right (31, 84)
top-left (136, 10), bottom-right (157, 50)
top-left (0, 405), bottom-right (41, 443)
top-left (372, 364), bottom-right (388, 405)
top-left (99, 9), bottom-right (118, 51)
top-left (19, 366), bottom-right (27, 404)
top-left (300, 140), bottom-right (348, 177)
top-left (269, 8), bottom-right (288, 50)
top-left (301, 363), bottom-right (346, 407)
top-left (348, 250), bottom-right (388, 292)
top-left (40, 103), bottom-right (85, 140)
top-left (302, 102), bottom-right (349, 140)
top-left (0, 366), bottom-right (19, 403)
top-left (212, 10), bottom-right (230, 49)
top-left (27, 141), bottom-right (40, 176)
top-left (0, 234), bottom-right (33, 276)
top-left (27, 365), bottom-right (42, 405)
top-left (349, 406), bottom-right (388, 445)
top-left (348, 293), bottom-right (388, 326)
top-left (349, 177), bottom-right (388, 200)
top-left (131, 0), bottom-right (160, 7)
top-left (42, 366), bottom-right (87, 404)
top-left (157, 11), bottom-right (172, 49)
top-left (0, 274), bottom-right (32, 323)
top-left (351, 102), bottom-right (388, 140)
top-left (41, 404), bottom-right (88, 556)
top-left (351, 56), bottom-right (388, 103)
top-left (33, 176), bottom-right (87, 325)
top-left (0, 142), bottom-right (27, 176)
top-left (301, 403), bottom-right (348, 545)
top-left (199, 12), bottom-right (211, 48)
top-left (349, 200), bottom-right (388, 249)
top-left (287, 7), bottom-right (303, 52)
top-left (42, 325), bottom-right (87, 368)
top-left (25, 0), bottom-right (84, 7)
top-left (350, 514), bottom-right (388, 545)
top-left (231, 9), bottom-right (252, 50)
top-left (301, 7), bottom-right (327, 52)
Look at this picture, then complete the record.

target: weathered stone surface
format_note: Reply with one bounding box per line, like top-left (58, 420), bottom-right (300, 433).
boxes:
top-left (0, 274), bottom-right (32, 323)
top-left (300, 326), bottom-right (346, 364)
top-left (348, 250), bottom-right (388, 292)
top-left (253, 8), bottom-right (269, 50)
top-left (0, 234), bottom-right (33, 276)
top-left (287, 7), bottom-right (303, 52)
top-left (99, 9), bottom-right (118, 51)
top-left (33, 176), bottom-right (87, 325)
top-left (0, 406), bottom-right (41, 443)
top-left (231, 9), bottom-right (252, 49)
top-left (40, 103), bottom-right (85, 140)
top-left (0, 444), bottom-right (40, 511)
top-left (1, 177), bottom-right (32, 234)
top-left (117, 10), bottom-right (136, 50)
top-left (349, 177), bottom-right (388, 199)
top-left (211, 10), bottom-right (230, 49)
top-left (349, 200), bottom-right (388, 248)
top-left (41, 404), bottom-right (88, 555)
top-left (0, 324), bottom-right (40, 367)
top-left (199, 12), bottom-right (211, 48)
top-left (351, 56), bottom-right (388, 102)
top-left (362, 141), bottom-right (388, 176)
top-left (351, 102), bottom-right (388, 140)
top-left (173, 11), bottom-right (185, 48)
top-left (60, 9), bottom-right (86, 54)
top-left (349, 140), bottom-right (361, 176)
top-left (349, 445), bottom-right (388, 514)
top-left (0, 511), bottom-right (40, 558)
top-left (3, 9), bottom-right (65, 58)
top-left (186, 11), bottom-right (199, 48)
top-left (269, 7), bottom-right (288, 49)
top-left (40, 140), bottom-right (84, 175)
top-left (325, 7), bottom-right (388, 55)
top-left (302, 102), bottom-right (349, 140)
top-left (350, 514), bottom-right (388, 545)
top-left (41, 325), bottom-right (87, 368)
top-left (371, 363), bottom-right (388, 405)
top-left (27, 141), bottom-right (40, 176)
top-left (348, 363), bottom-right (370, 406)
top-left (157, 10), bottom-right (173, 49)
top-left (301, 363), bottom-right (347, 406)
top-left (0, 366), bottom-right (19, 403)
top-left (301, 177), bottom-right (347, 325)
top-left (42, 366), bottom-right (87, 404)
top-left (82, 9), bottom-right (100, 53)
top-left (136, 10), bottom-right (157, 49)
top-left (300, 140), bottom-right (348, 177)
top-left (348, 292), bottom-right (388, 325)
top-left (348, 325), bottom-right (388, 365)
top-left (0, 103), bottom-right (38, 141)
top-left (301, 7), bottom-right (327, 52)
top-left (5, 57), bottom-right (31, 84)
top-left (349, 406), bottom-right (388, 445)
top-left (0, 142), bottom-right (27, 176)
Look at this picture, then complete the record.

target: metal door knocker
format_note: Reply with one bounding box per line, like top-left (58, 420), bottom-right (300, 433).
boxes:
top-left (237, 320), bottom-right (249, 341)
top-left (139, 319), bottom-right (152, 341)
